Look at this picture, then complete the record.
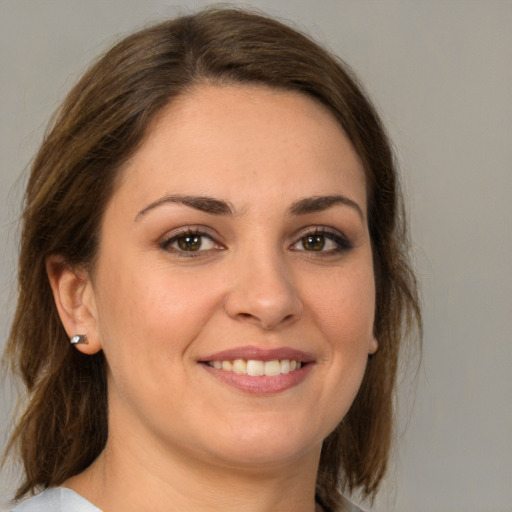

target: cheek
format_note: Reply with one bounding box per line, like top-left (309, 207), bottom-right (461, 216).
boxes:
top-left (303, 261), bottom-right (375, 428)
top-left (308, 265), bottom-right (375, 347)
top-left (93, 257), bottom-right (221, 365)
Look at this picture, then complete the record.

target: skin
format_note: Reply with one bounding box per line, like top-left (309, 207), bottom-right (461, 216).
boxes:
top-left (48, 84), bottom-right (378, 512)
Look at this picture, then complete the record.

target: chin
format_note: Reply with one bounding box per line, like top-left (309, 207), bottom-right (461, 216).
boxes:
top-left (198, 414), bottom-right (329, 469)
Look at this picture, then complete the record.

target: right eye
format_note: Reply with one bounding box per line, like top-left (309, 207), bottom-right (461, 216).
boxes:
top-left (290, 226), bottom-right (353, 256)
top-left (160, 228), bottom-right (222, 256)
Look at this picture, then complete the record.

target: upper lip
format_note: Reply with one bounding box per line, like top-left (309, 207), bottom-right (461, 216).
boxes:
top-left (199, 346), bottom-right (315, 363)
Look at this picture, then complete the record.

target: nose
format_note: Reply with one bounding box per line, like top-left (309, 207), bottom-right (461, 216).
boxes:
top-left (223, 250), bottom-right (303, 330)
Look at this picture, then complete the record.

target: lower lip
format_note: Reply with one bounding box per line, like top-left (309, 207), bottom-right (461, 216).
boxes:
top-left (200, 363), bottom-right (313, 395)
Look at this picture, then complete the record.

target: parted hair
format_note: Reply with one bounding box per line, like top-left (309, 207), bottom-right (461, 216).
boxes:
top-left (3, 7), bottom-right (421, 510)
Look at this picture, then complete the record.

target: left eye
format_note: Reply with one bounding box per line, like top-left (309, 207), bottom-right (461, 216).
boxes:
top-left (291, 230), bottom-right (350, 253)
top-left (161, 232), bottom-right (218, 253)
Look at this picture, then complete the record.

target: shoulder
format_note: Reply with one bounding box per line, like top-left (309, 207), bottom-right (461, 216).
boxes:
top-left (341, 497), bottom-right (367, 512)
top-left (317, 495), bottom-right (367, 512)
top-left (8, 488), bottom-right (102, 512)
top-left (341, 497), bottom-right (368, 512)
top-left (345, 504), bottom-right (366, 512)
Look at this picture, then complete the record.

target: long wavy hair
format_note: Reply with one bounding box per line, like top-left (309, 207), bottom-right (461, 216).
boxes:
top-left (3, 7), bottom-right (421, 510)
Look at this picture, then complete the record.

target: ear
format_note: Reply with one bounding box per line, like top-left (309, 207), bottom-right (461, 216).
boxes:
top-left (46, 255), bottom-right (102, 355)
top-left (368, 335), bottom-right (379, 355)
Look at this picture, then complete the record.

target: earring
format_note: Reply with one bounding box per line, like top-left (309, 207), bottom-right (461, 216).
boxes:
top-left (70, 334), bottom-right (88, 345)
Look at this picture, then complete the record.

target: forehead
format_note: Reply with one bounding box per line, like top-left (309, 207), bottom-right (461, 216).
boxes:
top-left (114, 84), bottom-right (367, 216)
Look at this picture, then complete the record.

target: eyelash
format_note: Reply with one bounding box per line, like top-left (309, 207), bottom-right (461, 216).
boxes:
top-left (291, 227), bottom-right (353, 255)
top-left (159, 226), bottom-right (352, 257)
top-left (159, 227), bottom-right (222, 257)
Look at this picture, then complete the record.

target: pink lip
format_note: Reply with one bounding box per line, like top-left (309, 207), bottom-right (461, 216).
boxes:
top-left (201, 363), bottom-right (313, 395)
top-left (198, 346), bottom-right (315, 395)
top-left (199, 345), bottom-right (315, 363)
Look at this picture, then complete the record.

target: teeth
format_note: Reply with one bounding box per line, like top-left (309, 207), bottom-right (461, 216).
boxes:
top-left (264, 360), bottom-right (281, 377)
top-left (232, 359), bottom-right (246, 374)
top-left (207, 359), bottom-right (303, 376)
top-left (247, 359), bottom-right (264, 376)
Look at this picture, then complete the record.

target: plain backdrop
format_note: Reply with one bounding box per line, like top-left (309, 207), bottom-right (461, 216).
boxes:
top-left (1, 1), bottom-right (511, 511)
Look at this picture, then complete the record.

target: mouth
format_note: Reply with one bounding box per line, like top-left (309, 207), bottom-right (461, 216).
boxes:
top-left (205, 358), bottom-right (303, 376)
top-left (199, 346), bottom-right (314, 395)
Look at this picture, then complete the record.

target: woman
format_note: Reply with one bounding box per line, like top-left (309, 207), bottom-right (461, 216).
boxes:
top-left (3, 7), bottom-right (421, 512)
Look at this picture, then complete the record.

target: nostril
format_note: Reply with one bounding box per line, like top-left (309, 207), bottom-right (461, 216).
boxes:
top-left (224, 281), bottom-right (303, 330)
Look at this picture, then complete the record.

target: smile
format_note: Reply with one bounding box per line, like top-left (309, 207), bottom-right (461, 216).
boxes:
top-left (206, 359), bottom-right (302, 376)
top-left (200, 347), bottom-right (314, 395)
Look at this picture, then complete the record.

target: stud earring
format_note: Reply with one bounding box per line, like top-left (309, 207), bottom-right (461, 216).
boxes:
top-left (70, 334), bottom-right (88, 345)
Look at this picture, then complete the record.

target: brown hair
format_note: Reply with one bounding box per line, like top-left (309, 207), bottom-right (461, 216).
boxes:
top-left (3, 7), bottom-right (421, 510)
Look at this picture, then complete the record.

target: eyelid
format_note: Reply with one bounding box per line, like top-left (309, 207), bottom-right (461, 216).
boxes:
top-left (159, 225), bottom-right (225, 253)
top-left (290, 225), bottom-right (353, 252)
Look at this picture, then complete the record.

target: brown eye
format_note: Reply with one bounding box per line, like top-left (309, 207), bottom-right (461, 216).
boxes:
top-left (161, 230), bottom-right (219, 254)
top-left (177, 235), bottom-right (202, 251)
top-left (301, 235), bottom-right (325, 251)
top-left (291, 228), bottom-right (352, 254)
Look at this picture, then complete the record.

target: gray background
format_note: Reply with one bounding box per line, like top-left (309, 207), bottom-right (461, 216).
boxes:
top-left (1, 1), bottom-right (511, 511)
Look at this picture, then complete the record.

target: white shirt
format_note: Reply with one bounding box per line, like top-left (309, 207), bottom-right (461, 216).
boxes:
top-left (8, 487), bottom-right (365, 512)
top-left (8, 488), bottom-right (101, 512)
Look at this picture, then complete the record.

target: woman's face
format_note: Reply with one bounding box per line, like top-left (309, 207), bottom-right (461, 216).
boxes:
top-left (84, 84), bottom-right (377, 470)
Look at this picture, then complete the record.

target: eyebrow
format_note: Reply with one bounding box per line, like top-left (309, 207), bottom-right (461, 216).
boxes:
top-left (288, 195), bottom-right (364, 219)
top-left (135, 195), bottom-right (234, 220)
top-left (135, 193), bottom-right (363, 221)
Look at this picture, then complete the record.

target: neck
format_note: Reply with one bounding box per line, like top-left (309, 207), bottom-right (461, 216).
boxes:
top-left (65, 430), bottom-right (322, 512)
